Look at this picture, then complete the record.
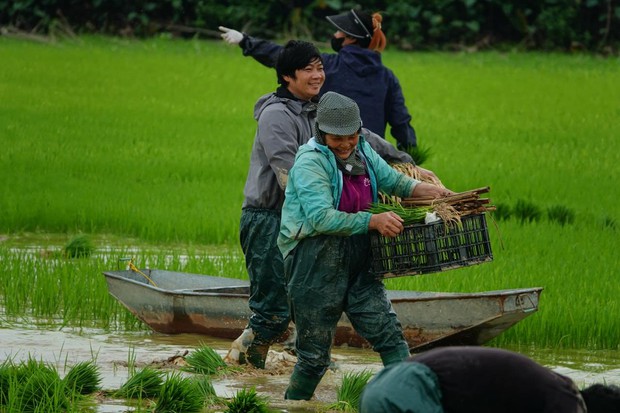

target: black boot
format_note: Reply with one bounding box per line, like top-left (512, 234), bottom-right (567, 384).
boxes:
top-left (245, 343), bottom-right (270, 369)
top-left (284, 368), bottom-right (321, 400)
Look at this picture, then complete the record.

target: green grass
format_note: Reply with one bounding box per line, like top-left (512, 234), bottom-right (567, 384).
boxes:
top-left (0, 36), bottom-right (619, 350)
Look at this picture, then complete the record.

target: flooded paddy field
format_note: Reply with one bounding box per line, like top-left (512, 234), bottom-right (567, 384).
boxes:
top-left (2, 323), bottom-right (619, 412)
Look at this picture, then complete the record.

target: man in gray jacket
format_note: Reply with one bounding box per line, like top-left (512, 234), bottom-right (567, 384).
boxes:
top-left (228, 39), bottom-right (427, 369)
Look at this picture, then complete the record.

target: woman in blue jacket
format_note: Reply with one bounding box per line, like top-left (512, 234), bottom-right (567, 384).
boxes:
top-left (219, 9), bottom-right (418, 150)
top-left (277, 92), bottom-right (453, 400)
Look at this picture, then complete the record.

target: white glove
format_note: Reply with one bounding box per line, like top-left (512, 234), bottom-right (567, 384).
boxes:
top-left (218, 26), bottom-right (244, 45)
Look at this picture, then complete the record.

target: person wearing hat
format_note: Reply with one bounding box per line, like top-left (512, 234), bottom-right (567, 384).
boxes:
top-left (219, 9), bottom-right (419, 151)
top-left (359, 346), bottom-right (620, 413)
top-left (228, 40), bottom-right (420, 370)
top-left (277, 91), bottom-right (454, 400)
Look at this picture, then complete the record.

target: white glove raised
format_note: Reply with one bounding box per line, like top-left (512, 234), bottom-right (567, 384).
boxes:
top-left (218, 26), bottom-right (244, 45)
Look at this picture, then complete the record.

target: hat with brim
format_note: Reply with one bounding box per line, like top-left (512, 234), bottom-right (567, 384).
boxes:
top-left (326, 9), bottom-right (371, 39)
top-left (316, 92), bottom-right (362, 136)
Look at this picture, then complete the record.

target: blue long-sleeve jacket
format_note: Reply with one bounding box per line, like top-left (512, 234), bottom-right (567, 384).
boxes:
top-left (240, 36), bottom-right (418, 149)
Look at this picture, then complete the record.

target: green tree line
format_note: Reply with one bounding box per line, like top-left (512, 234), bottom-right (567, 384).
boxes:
top-left (1, 0), bottom-right (618, 52)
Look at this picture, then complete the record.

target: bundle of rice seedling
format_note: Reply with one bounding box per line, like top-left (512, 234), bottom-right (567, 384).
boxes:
top-left (328, 370), bottom-right (374, 412)
top-left (224, 387), bottom-right (272, 413)
top-left (153, 372), bottom-right (205, 413)
top-left (367, 202), bottom-right (432, 226)
top-left (63, 360), bottom-right (102, 395)
top-left (183, 343), bottom-right (228, 375)
top-left (116, 367), bottom-right (164, 399)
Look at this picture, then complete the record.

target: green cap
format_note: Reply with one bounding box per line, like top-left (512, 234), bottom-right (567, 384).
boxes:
top-left (316, 92), bottom-right (362, 136)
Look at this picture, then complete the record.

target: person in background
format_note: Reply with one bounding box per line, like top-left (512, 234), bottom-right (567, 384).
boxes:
top-left (228, 40), bottom-right (420, 370)
top-left (219, 8), bottom-right (418, 151)
top-left (277, 91), bottom-right (454, 400)
top-left (359, 346), bottom-right (620, 413)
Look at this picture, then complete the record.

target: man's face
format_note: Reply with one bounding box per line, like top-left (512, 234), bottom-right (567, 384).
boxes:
top-left (284, 58), bottom-right (325, 100)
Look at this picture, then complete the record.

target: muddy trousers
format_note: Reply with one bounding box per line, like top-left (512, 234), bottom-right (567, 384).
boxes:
top-left (239, 208), bottom-right (290, 367)
top-left (284, 235), bottom-right (410, 400)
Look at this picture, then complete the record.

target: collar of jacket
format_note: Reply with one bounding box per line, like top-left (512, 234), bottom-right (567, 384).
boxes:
top-left (276, 86), bottom-right (319, 115)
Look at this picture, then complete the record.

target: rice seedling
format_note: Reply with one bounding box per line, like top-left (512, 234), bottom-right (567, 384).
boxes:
top-left (224, 386), bottom-right (273, 413)
top-left (403, 143), bottom-right (432, 166)
top-left (63, 234), bottom-right (95, 258)
top-left (153, 372), bottom-right (205, 413)
top-left (513, 199), bottom-right (542, 223)
top-left (63, 360), bottom-right (102, 395)
top-left (183, 342), bottom-right (229, 375)
top-left (328, 370), bottom-right (374, 412)
top-left (492, 202), bottom-right (512, 221)
top-left (116, 367), bottom-right (164, 399)
top-left (546, 205), bottom-right (576, 226)
top-left (367, 203), bottom-right (432, 226)
top-left (12, 357), bottom-right (70, 412)
top-left (194, 374), bottom-right (219, 403)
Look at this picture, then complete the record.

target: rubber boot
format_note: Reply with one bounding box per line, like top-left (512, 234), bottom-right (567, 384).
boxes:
top-left (379, 344), bottom-right (411, 366)
top-left (245, 343), bottom-right (270, 369)
top-left (284, 368), bottom-right (321, 400)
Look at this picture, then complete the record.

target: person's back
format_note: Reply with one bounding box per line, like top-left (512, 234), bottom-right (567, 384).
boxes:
top-left (360, 346), bottom-right (588, 413)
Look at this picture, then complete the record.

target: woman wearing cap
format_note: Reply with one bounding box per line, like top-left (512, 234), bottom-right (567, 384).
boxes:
top-left (219, 9), bottom-right (418, 151)
top-left (277, 92), bottom-right (453, 400)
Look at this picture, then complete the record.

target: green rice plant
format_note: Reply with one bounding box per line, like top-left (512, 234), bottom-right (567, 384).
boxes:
top-left (224, 386), bottom-right (272, 413)
top-left (328, 370), bottom-right (374, 412)
top-left (14, 357), bottom-right (70, 412)
top-left (63, 234), bottom-right (95, 258)
top-left (546, 205), bottom-right (575, 226)
top-left (0, 359), bottom-right (15, 405)
top-left (403, 144), bottom-right (432, 166)
top-left (194, 374), bottom-right (219, 403)
top-left (153, 372), bottom-right (205, 413)
top-left (513, 199), bottom-right (542, 223)
top-left (367, 203), bottom-right (432, 226)
top-left (63, 360), bottom-right (102, 395)
top-left (601, 216), bottom-right (617, 230)
top-left (492, 202), bottom-right (512, 221)
top-left (183, 342), bottom-right (228, 375)
top-left (116, 367), bottom-right (164, 399)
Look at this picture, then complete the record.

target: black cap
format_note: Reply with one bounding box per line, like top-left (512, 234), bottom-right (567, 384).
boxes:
top-left (326, 9), bottom-right (371, 39)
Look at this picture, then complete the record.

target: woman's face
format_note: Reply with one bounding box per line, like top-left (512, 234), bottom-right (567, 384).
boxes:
top-left (325, 132), bottom-right (359, 159)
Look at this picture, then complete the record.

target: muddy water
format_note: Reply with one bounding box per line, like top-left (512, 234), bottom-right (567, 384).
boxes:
top-left (1, 325), bottom-right (619, 412)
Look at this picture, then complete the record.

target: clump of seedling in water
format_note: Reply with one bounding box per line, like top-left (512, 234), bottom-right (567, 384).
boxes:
top-left (183, 342), bottom-right (230, 375)
top-left (63, 360), bottom-right (102, 395)
top-left (153, 371), bottom-right (206, 413)
top-left (0, 356), bottom-right (103, 412)
top-left (224, 386), bottom-right (273, 413)
top-left (328, 370), bottom-right (374, 412)
top-left (64, 234), bottom-right (95, 258)
top-left (115, 367), bottom-right (164, 399)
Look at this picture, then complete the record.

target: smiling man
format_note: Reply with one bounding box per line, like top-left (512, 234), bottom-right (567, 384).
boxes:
top-left (233, 40), bottom-right (325, 369)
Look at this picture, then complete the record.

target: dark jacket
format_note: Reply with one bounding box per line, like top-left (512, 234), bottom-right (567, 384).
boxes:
top-left (240, 36), bottom-right (417, 150)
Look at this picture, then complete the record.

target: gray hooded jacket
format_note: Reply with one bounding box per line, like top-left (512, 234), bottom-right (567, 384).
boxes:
top-left (242, 91), bottom-right (413, 210)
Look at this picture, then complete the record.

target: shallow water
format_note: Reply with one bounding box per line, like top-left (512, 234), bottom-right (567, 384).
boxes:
top-left (1, 325), bottom-right (619, 412)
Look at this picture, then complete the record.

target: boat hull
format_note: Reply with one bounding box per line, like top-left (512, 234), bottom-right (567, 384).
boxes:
top-left (103, 269), bottom-right (542, 352)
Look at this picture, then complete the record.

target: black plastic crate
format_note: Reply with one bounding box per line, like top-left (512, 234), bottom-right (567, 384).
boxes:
top-left (370, 213), bottom-right (493, 278)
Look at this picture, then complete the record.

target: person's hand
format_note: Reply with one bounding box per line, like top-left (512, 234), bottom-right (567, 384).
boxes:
top-left (411, 182), bottom-right (454, 198)
top-left (369, 212), bottom-right (404, 238)
top-left (218, 26), bottom-right (244, 45)
top-left (415, 166), bottom-right (444, 187)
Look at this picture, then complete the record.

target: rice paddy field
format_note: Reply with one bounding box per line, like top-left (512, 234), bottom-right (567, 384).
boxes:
top-left (0, 34), bottom-right (619, 358)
